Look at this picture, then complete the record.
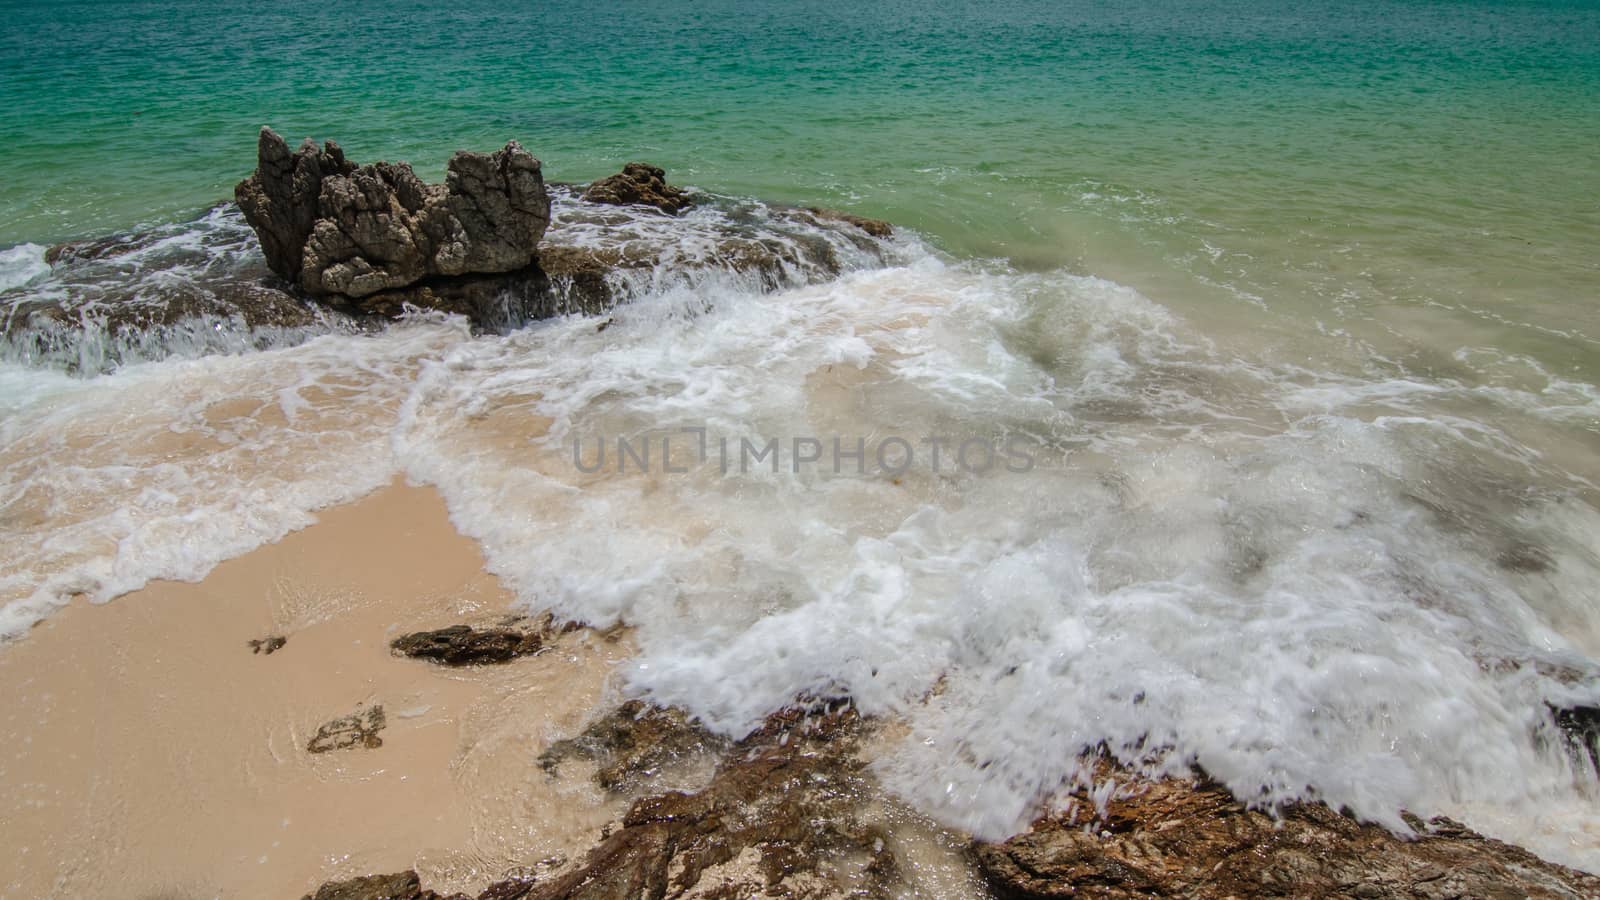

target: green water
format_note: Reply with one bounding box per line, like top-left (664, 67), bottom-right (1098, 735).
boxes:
top-left (3, 0), bottom-right (1599, 375)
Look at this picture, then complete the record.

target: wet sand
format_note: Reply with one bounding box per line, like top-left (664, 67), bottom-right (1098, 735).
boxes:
top-left (0, 482), bottom-right (633, 899)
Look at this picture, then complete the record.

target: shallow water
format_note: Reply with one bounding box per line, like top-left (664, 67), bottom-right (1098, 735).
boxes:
top-left (2, 0), bottom-right (1599, 877)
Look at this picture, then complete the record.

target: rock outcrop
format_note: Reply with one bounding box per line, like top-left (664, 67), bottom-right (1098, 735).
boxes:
top-left (973, 758), bottom-right (1600, 900)
top-left (581, 163), bottom-right (692, 215)
top-left (10, 136), bottom-right (901, 371)
top-left (234, 127), bottom-right (551, 298)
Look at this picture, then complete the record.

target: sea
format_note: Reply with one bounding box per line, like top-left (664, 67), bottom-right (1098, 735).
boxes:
top-left (3, 0), bottom-right (1600, 871)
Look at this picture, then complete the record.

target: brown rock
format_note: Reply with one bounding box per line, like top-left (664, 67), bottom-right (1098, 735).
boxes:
top-left (517, 698), bottom-right (892, 900)
top-left (581, 163), bottom-right (693, 215)
top-left (307, 705), bottom-right (386, 754)
top-left (973, 759), bottom-right (1600, 900)
top-left (803, 207), bottom-right (894, 238)
top-left (302, 870), bottom-right (462, 900)
top-left (390, 623), bottom-right (550, 666)
top-left (538, 699), bottom-right (726, 792)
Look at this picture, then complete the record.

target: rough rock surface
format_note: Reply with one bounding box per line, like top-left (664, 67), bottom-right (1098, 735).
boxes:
top-left (973, 759), bottom-right (1600, 900)
top-left (538, 699), bottom-right (726, 792)
top-left (803, 207), bottom-right (894, 238)
top-left (391, 617), bottom-right (576, 666)
top-left (3, 210), bottom-right (345, 373)
top-left (234, 127), bottom-right (550, 298)
top-left (581, 163), bottom-right (693, 215)
top-left (307, 704), bottom-right (386, 754)
top-left (303, 870), bottom-right (461, 900)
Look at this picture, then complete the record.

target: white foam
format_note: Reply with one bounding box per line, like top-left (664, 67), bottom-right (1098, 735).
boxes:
top-left (0, 243), bottom-right (49, 293)
top-left (0, 316), bottom-right (472, 637)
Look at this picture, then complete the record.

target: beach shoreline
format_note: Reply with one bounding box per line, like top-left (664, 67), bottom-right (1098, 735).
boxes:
top-left (3, 480), bottom-right (1598, 900)
top-left (0, 482), bottom-right (635, 898)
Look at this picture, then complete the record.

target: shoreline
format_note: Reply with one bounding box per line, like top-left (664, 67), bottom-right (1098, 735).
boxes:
top-left (1, 480), bottom-right (1597, 899)
top-left (0, 482), bottom-right (635, 898)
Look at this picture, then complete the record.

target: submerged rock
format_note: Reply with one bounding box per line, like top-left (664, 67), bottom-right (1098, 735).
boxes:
top-left (390, 618), bottom-right (573, 666)
top-left (307, 704), bottom-right (386, 754)
top-left (234, 127), bottom-right (551, 298)
top-left (538, 699), bottom-right (726, 792)
top-left (3, 204), bottom-right (354, 373)
top-left (581, 163), bottom-right (693, 215)
top-left (43, 232), bottom-right (165, 266)
top-left (803, 207), bottom-right (894, 239)
top-left (973, 760), bottom-right (1600, 900)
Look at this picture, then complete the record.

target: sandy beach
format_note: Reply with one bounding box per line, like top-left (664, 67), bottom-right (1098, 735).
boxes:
top-left (0, 483), bottom-right (634, 899)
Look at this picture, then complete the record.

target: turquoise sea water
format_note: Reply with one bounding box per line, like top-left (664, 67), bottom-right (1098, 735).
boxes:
top-left (4, 0), bottom-right (1599, 374)
top-left (7, 0), bottom-right (1600, 886)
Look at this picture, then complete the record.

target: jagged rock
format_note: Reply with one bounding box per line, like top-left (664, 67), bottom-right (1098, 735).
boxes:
top-left (234, 127), bottom-right (551, 298)
top-left (522, 699), bottom-right (892, 900)
top-left (303, 870), bottom-right (463, 900)
top-left (803, 207), bottom-right (893, 238)
top-left (390, 620), bottom-right (563, 666)
top-left (307, 705), bottom-right (386, 753)
top-left (581, 163), bottom-right (692, 215)
top-left (248, 634), bottom-right (286, 655)
top-left (232, 129), bottom-right (355, 284)
top-left (538, 699), bottom-right (726, 792)
top-left (973, 759), bottom-right (1600, 900)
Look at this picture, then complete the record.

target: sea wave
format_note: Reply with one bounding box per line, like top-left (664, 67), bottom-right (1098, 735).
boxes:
top-left (1, 199), bottom-right (1599, 870)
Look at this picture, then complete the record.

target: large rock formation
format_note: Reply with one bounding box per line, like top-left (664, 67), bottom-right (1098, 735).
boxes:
top-left (234, 127), bottom-right (551, 298)
top-left (9, 135), bottom-right (901, 371)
